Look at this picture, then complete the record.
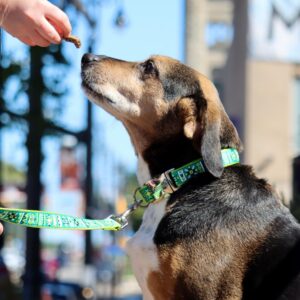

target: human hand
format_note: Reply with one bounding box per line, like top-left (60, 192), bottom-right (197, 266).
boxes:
top-left (0, 0), bottom-right (71, 47)
top-left (0, 223), bottom-right (3, 235)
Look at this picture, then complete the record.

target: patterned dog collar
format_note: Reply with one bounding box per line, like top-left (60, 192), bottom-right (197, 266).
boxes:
top-left (135, 148), bottom-right (240, 205)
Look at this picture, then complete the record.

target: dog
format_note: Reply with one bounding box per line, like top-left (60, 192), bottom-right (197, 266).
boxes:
top-left (81, 54), bottom-right (300, 300)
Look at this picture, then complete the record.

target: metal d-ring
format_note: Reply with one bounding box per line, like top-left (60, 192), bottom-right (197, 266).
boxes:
top-left (109, 193), bottom-right (144, 229)
top-left (133, 188), bottom-right (149, 208)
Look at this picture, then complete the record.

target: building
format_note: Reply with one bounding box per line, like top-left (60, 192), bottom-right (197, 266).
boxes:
top-left (185, 0), bottom-right (233, 79)
top-left (185, 0), bottom-right (300, 203)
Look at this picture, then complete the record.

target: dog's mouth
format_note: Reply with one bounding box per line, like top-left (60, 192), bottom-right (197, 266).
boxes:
top-left (81, 79), bottom-right (115, 104)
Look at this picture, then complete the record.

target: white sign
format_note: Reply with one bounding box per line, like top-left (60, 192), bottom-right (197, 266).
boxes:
top-left (250, 0), bottom-right (300, 62)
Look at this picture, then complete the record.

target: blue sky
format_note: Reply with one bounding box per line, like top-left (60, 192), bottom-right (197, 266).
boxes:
top-left (2, 0), bottom-right (185, 199)
top-left (249, 0), bottom-right (300, 62)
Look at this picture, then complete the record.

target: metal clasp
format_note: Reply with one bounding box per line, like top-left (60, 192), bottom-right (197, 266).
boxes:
top-left (109, 200), bottom-right (142, 229)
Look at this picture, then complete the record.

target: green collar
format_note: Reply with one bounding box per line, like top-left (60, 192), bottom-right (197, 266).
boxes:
top-left (135, 148), bottom-right (240, 206)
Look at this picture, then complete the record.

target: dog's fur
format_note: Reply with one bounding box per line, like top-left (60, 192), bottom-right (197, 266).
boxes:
top-left (81, 54), bottom-right (300, 300)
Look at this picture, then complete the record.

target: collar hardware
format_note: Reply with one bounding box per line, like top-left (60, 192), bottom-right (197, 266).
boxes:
top-left (135, 148), bottom-right (240, 206)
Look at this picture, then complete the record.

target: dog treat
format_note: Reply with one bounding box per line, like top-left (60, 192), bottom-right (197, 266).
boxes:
top-left (64, 35), bottom-right (81, 48)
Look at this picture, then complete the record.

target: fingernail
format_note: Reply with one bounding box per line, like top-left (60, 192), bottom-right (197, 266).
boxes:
top-left (53, 36), bottom-right (61, 44)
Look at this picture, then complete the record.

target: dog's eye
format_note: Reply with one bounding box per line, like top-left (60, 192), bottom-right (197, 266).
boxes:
top-left (142, 60), bottom-right (156, 75)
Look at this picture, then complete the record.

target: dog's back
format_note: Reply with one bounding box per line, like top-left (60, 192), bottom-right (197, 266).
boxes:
top-left (149, 166), bottom-right (300, 300)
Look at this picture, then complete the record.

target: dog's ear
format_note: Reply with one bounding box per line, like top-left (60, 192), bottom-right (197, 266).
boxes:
top-left (179, 76), bottom-right (242, 178)
top-left (200, 105), bottom-right (224, 178)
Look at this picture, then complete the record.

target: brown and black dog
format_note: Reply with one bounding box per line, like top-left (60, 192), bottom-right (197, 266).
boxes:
top-left (81, 54), bottom-right (300, 300)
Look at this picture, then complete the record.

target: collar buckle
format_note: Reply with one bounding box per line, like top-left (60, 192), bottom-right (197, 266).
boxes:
top-left (134, 169), bottom-right (177, 206)
top-left (161, 168), bottom-right (178, 194)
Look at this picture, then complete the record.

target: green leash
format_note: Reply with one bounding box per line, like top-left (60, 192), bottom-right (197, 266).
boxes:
top-left (0, 148), bottom-right (239, 231)
top-left (0, 208), bottom-right (122, 231)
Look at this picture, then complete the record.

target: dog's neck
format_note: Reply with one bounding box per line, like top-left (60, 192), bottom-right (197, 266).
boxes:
top-left (123, 120), bottom-right (203, 183)
top-left (122, 121), bottom-right (196, 180)
top-left (138, 133), bottom-right (200, 181)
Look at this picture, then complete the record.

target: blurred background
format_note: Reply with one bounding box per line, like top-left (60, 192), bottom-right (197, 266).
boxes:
top-left (0, 0), bottom-right (300, 299)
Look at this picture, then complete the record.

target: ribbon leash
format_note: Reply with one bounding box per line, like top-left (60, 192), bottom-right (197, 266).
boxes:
top-left (0, 208), bottom-right (122, 231)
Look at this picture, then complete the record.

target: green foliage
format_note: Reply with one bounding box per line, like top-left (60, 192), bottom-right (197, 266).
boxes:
top-left (118, 170), bottom-right (145, 232)
top-left (0, 45), bottom-right (70, 131)
top-left (0, 160), bottom-right (25, 186)
top-left (0, 60), bottom-right (23, 89)
top-left (130, 206), bottom-right (145, 232)
top-left (0, 54), bottom-right (26, 112)
top-left (119, 172), bottom-right (138, 199)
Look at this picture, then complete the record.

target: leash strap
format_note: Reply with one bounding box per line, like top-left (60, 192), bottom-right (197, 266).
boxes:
top-left (136, 148), bottom-right (240, 205)
top-left (0, 208), bottom-right (122, 231)
top-left (0, 148), bottom-right (239, 231)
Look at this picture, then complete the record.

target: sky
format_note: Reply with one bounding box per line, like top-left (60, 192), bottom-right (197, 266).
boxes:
top-left (249, 0), bottom-right (300, 62)
top-left (1, 0), bottom-right (185, 200)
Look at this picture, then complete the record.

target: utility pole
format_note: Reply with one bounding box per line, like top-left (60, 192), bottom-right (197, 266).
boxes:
top-left (84, 64), bottom-right (93, 265)
top-left (23, 47), bottom-right (44, 300)
top-left (84, 1), bottom-right (97, 266)
top-left (0, 29), bottom-right (3, 188)
top-left (292, 156), bottom-right (300, 221)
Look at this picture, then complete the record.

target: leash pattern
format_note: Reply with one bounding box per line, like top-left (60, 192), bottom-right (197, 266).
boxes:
top-left (0, 208), bottom-right (121, 231)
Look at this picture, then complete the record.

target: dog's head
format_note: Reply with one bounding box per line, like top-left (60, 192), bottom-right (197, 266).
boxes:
top-left (81, 54), bottom-right (242, 177)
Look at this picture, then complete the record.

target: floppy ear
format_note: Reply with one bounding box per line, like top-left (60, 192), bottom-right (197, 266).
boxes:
top-left (179, 76), bottom-right (242, 178)
top-left (200, 108), bottom-right (224, 178)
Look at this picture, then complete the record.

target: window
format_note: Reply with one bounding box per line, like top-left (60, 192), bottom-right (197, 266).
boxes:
top-left (206, 22), bottom-right (233, 51)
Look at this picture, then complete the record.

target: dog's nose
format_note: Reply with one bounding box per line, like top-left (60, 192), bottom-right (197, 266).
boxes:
top-left (81, 53), bottom-right (107, 65)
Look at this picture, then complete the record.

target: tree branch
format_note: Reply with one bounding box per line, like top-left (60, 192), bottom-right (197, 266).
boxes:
top-left (0, 108), bottom-right (85, 139)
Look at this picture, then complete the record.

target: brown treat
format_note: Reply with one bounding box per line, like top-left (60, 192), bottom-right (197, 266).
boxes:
top-left (64, 35), bottom-right (81, 48)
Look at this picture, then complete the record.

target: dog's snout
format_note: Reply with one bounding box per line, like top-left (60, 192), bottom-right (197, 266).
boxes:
top-left (81, 53), bottom-right (107, 65)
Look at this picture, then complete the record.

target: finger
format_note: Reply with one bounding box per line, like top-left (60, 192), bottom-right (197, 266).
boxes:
top-left (36, 17), bottom-right (62, 44)
top-left (19, 35), bottom-right (36, 46)
top-left (45, 3), bottom-right (72, 37)
top-left (31, 30), bottom-right (51, 47)
top-left (0, 223), bottom-right (3, 235)
top-left (46, 19), bottom-right (64, 38)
